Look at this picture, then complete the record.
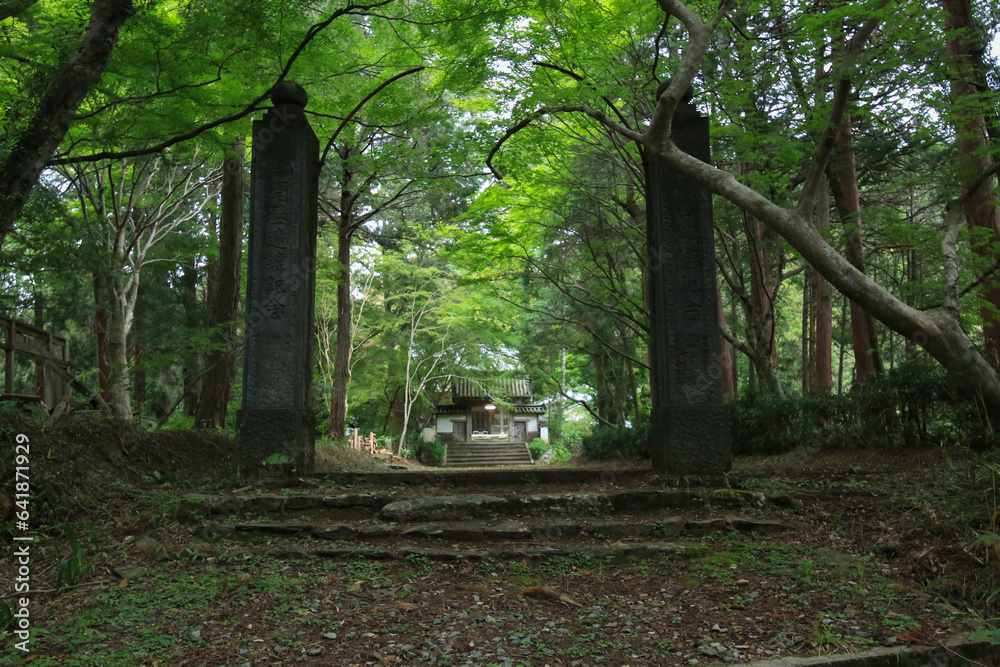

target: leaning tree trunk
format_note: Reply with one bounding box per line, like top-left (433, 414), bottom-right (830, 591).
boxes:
top-left (942, 0), bottom-right (1000, 366)
top-left (583, 0), bottom-right (1000, 418)
top-left (829, 113), bottom-right (883, 377)
top-left (195, 143), bottom-right (244, 429)
top-left (0, 0), bottom-right (134, 248)
top-left (660, 142), bottom-right (1000, 418)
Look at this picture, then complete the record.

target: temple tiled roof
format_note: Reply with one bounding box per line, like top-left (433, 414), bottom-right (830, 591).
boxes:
top-left (451, 377), bottom-right (532, 400)
top-left (435, 403), bottom-right (546, 415)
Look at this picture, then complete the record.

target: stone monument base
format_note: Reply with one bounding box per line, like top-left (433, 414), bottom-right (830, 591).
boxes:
top-left (237, 408), bottom-right (315, 475)
top-left (651, 405), bottom-right (731, 475)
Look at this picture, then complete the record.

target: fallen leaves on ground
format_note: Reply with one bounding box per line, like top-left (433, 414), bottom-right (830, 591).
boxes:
top-left (517, 585), bottom-right (582, 606)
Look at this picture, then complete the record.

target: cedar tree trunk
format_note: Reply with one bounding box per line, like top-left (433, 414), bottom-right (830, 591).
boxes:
top-left (829, 113), bottom-right (883, 376)
top-left (942, 0), bottom-right (1000, 365)
top-left (195, 144), bottom-right (244, 429)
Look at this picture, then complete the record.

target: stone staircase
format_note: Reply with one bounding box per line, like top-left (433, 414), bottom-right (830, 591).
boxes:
top-left (443, 441), bottom-right (533, 467)
top-left (177, 481), bottom-right (797, 563)
top-left (144, 469), bottom-right (996, 667)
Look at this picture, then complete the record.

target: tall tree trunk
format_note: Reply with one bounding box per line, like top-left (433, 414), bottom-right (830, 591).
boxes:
top-left (942, 0), bottom-right (1000, 366)
top-left (809, 182), bottom-right (833, 393)
top-left (195, 142), bottom-right (244, 429)
top-left (837, 293), bottom-right (847, 394)
top-left (829, 113), bottom-right (884, 376)
top-left (328, 150), bottom-right (355, 438)
top-left (133, 315), bottom-right (145, 414)
top-left (93, 273), bottom-right (112, 402)
top-left (32, 289), bottom-right (45, 401)
top-left (729, 300), bottom-right (739, 396)
top-left (595, 347), bottom-right (610, 425)
top-left (107, 280), bottom-right (131, 419)
top-left (180, 262), bottom-right (200, 416)
top-left (0, 0), bottom-right (134, 247)
top-left (802, 271), bottom-right (811, 393)
top-left (746, 216), bottom-right (784, 396)
top-left (717, 277), bottom-right (735, 397)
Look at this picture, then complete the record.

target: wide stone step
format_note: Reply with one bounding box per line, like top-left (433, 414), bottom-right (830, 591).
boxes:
top-left (445, 462), bottom-right (533, 468)
top-left (445, 460), bottom-right (533, 467)
top-left (178, 541), bottom-right (712, 563)
top-left (446, 455), bottom-right (531, 461)
top-left (193, 516), bottom-right (790, 543)
top-left (446, 448), bottom-right (531, 453)
top-left (177, 488), bottom-right (794, 521)
top-left (446, 453), bottom-right (531, 459)
top-left (446, 452), bottom-right (531, 456)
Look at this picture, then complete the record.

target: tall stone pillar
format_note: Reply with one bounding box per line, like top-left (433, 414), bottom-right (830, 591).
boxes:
top-left (645, 91), bottom-right (731, 476)
top-left (237, 82), bottom-right (319, 475)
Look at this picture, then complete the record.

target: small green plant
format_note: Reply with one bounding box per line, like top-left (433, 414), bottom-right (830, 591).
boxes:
top-left (56, 523), bottom-right (88, 593)
top-left (0, 599), bottom-right (13, 635)
top-left (971, 627), bottom-right (1000, 645)
top-left (264, 452), bottom-right (291, 465)
top-left (404, 552), bottom-right (433, 573)
top-left (883, 614), bottom-right (920, 632)
top-left (811, 621), bottom-right (843, 648)
top-left (795, 558), bottom-right (816, 585)
top-left (508, 561), bottom-right (532, 577)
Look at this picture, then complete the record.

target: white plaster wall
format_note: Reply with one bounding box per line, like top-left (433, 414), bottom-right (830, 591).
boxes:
top-left (539, 426), bottom-right (549, 442)
top-left (435, 416), bottom-right (454, 433)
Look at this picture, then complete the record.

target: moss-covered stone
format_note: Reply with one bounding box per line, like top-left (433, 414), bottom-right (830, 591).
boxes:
top-left (710, 488), bottom-right (766, 508)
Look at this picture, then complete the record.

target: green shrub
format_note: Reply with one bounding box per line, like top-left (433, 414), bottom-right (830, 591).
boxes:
top-left (414, 438), bottom-right (444, 464)
top-left (528, 437), bottom-right (548, 459)
top-left (729, 361), bottom-right (992, 454)
top-left (550, 440), bottom-right (574, 461)
top-left (581, 424), bottom-right (650, 460)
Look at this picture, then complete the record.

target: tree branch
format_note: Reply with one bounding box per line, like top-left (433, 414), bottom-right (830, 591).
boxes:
top-left (48, 0), bottom-right (397, 166)
top-left (488, 105), bottom-right (643, 180)
top-left (0, 0), bottom-right (37, 21)
top-left (319, 65), bottom-right (425, 165)
top-left (532, 61), bottom-right (634, 130)
top-left (794, 8), bottom-right (886, 215)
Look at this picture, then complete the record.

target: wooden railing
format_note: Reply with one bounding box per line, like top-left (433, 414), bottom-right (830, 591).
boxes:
top-left (348, 429), bottom-right (377, 454)
top-left (0, 315), bottom-right (71, 408)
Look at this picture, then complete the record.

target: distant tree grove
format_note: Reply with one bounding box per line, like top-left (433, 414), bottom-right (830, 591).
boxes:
top-left (3, 0), bottom-right (1000, 444)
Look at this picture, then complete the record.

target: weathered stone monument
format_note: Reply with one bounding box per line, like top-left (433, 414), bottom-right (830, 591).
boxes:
top-left (644, 85), bottom-right (731, 475)
top-left (237, 81), bottom-right (319, 475)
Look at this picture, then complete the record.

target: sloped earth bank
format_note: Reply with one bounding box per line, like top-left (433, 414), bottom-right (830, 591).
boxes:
top-left (1, 420), bottom-right (999, 666)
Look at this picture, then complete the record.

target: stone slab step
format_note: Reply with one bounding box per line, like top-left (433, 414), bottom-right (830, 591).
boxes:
top-left (448, 445), bottom-right (530, 450)
top-left (308, 467), bottom-right (653, 487)
top-left (178, 487), bottom-right (795, 522)
top-left (445, 461), bottom-right (532, 467)
top-left (445, 454), bottom-right (531, 459)
top-left (193, 516), bottom-right (790, 543)
top-left (446, 448), bottom-right (530, 452)
top-left (304, 541), bottom-right (710, 562)
top-left (445, 456), bottom-right (532, 462)
top-left (446, 450), bottom-right (531, 456)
